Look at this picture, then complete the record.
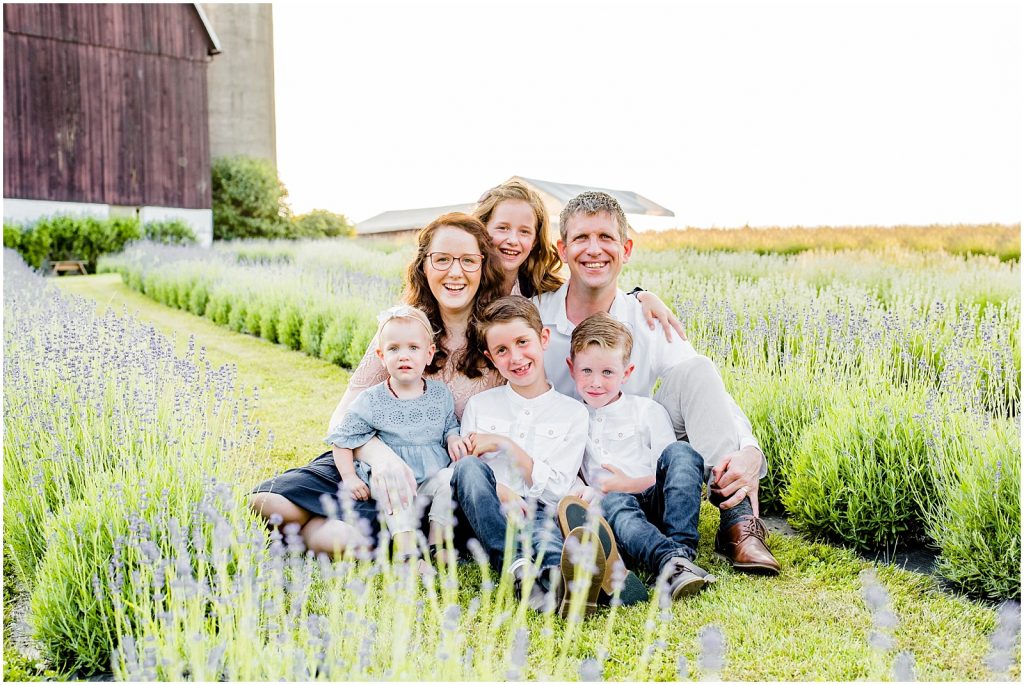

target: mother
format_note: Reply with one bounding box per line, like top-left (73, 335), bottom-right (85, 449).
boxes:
top-left (249, 212), bottom-right (506, 554)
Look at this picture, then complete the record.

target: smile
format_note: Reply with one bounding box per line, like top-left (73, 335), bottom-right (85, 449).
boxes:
top-left (509, 361), bottom-right (532, 376)
top-left (443, 283), bottom-right (466, 292)
top-left (499, 248), bottom-right (521, 257)
top-left (582, 261), bottom-right (607, 269)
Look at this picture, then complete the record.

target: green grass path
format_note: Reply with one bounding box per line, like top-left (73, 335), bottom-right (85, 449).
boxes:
top-left (55, 273), bottom-right (345, 473)
top-left (50, 273), bottom-right (1020, 680)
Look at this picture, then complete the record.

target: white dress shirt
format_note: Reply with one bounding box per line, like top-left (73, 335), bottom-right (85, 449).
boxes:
top-left (535, 283), bottom-right (760, 452)
top-left (582, 393), bottom-right (677, 487)
top-left (460, 383), bottom-right (589, 507)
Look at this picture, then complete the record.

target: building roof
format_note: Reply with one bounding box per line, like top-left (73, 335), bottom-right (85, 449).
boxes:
top-left (357, 203), bottom-right (476, 235)
top-left (512, 176), bottom-right (674, 217)
top-left (355, 177), bottom-right (674, 236)
top-left (192, 4), bottom-right (223, 55)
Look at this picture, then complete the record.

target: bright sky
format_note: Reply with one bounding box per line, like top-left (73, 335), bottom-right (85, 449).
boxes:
top-left (273, 0), bottom-right (1021, 229)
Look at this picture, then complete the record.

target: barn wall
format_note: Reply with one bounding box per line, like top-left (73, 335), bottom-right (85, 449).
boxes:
top-left (3, 4), bottom-right (213, 209)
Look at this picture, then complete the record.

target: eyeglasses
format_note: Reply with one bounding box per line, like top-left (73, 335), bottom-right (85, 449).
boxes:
top-left (426, 252), bottom-right (484, 272)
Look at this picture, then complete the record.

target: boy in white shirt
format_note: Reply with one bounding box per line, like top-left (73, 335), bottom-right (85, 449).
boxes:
top-left (452, 296), bottom-right (598, 614)
top-left (568, 312), bottom-right (717, 600)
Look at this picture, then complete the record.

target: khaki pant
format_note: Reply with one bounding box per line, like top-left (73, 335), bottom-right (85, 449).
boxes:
top-left (653, 355), bottom-right (747, 480)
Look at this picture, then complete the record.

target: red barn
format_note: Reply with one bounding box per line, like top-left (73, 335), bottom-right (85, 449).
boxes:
top-left (3, 3), bottom-right (221, 244)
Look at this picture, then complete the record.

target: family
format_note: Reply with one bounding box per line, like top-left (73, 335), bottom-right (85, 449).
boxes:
top-left (249, 181), bottom-right (779, 613)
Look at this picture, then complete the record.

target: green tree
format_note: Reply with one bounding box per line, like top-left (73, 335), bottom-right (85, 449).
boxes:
top-left (211, 156), bottom-right (291, 240)
top-left (291, 209), bottom-right (356, 238)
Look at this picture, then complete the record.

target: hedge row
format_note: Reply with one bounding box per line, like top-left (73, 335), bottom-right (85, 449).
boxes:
top-left (736, 373), bottom-right (1019, 599)
top-left (3, 216), bottom-right (195, 272)
top-left (101, 256), bottom-right (382, 370)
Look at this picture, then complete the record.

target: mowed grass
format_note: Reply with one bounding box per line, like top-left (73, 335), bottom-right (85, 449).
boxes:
top-left (52, 273), bottom-right (1020, 680)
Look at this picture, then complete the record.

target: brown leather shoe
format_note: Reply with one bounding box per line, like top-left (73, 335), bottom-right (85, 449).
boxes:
top-left (716, 516), bottom-right (781, 575)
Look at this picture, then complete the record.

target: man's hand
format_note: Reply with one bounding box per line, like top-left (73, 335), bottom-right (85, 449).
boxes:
top-left (496, 483), bottom-right (528, 520)
top-left (709, 446), bottom-right (763, 517)
top-left (447, 434), bottom-right (469, 461)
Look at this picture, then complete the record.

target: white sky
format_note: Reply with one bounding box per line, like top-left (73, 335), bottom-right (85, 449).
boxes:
top-left (273, 0), bottom-right (1022, 229)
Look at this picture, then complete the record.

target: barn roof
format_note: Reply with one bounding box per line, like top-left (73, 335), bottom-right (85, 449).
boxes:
top-left (512, 176), bottom-right (674, 217)
top-left (192, 4), bottom-right (223, 54)
top-left (355, 177), bottom-right (674, 236)
top-left (357, 203), bottom-right (476, 235)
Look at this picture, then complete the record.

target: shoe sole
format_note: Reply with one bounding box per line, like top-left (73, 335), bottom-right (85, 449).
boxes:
top-left (670, 574), bottom-right (707, 600)
top-left (714, 550), bottom-right (781, 575)
top-left (557, 496), bottom-right (649, 605)
top-left (559, 526), bottom-right (607, 618)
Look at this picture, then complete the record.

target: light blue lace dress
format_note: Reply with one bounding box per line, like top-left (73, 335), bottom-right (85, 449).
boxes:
top-left (324, 379), bottom-right (459, 485)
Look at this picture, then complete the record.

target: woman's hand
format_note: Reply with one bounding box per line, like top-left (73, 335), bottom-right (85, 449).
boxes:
top-left (447, 435), bottom-right (469, 461)
top-left (356, 438), bottom-right (417, 515)
top-left (637, 291), bottom-right (688, 342)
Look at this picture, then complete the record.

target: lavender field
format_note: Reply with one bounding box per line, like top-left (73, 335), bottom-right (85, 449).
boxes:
top-left (4, 231), bottom-right (1021, 680)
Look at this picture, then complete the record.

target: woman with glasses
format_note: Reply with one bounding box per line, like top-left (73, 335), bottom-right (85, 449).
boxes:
top-left (250, 213), bottom-right (507, 556)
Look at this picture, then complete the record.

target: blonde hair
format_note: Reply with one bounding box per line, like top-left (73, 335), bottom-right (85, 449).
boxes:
top-left (558, 190), bottom-right (630, 243)
top-left (569, 312), bottom-right (633, 364)
top-left (477, 295), bottom-right (544, 345)
top-left (375, 304), bottom-right (435, 347)
top-left (474, 180), bottom-right (564, 297)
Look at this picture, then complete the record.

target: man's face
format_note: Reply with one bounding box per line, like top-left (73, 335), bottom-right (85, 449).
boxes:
top-left (557, 211), bottom-right (633, 292)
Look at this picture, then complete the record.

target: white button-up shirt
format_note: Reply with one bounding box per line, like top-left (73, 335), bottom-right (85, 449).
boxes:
top-left (535, 283), bottom-right (760, 452)
top-left (582, 394), bottom-right (677, 488)
top-left (460, 384), bottom-right (589, 507)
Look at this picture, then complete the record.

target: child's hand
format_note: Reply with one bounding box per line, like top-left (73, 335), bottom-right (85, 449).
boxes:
top-left (598, 464), bottom-right (642, 494)
top-left (572, 484), bottom-right (600, 503)
top-left (496, 483), bottom-right (528, 521)
top-left (447, 435), bottom-right (469, 461)
top-left (342, 474), bottom-right (370, 501)
top-left (470, 433), bottom-right (507, 457)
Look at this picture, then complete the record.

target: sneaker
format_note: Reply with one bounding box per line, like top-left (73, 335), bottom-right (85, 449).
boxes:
top-left (559, 526), bottom-right (607, 618)
top-left (660, 556), bottom-right (715, 600)
top-left (509, 558), bottom-right (560, 613)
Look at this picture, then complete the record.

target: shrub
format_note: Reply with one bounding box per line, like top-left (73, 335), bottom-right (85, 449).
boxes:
top-left (299, 307), bottom-right (331, 357)
top-left (188, 281), bottom-right (210, 317)
top-left (783, 391), bottom-right (935, 551)
top-left (258, 299), bottom-right (281, 344)
top-left (211, 156), bottom-right (291, 240)
top-left (344, 320), bottom-right (376, 368)
top-left (291, 209), bottom-right (355, 238)
top-left (924, 415), bottom-right (1021, 599)
top-left (143, 219), bottom-right (196, 245)
top-left (4, 223), bottom-right (22, 249)
top-left (276, 303), bottom-right (304, 351)
top-left (731, 373), bottom-right (839, 513)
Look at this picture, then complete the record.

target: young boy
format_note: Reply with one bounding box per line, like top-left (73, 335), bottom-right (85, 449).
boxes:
top-left (451, 296), bottom-right (597, 612)
top-left (567, 312), bottom-right (717, 600)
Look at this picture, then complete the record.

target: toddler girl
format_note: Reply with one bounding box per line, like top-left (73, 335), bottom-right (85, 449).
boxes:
top-left (326, 304), bottom-right (468, 560)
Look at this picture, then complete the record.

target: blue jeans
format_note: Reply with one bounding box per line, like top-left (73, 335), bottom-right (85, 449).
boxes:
top-left (603, 441), bottom-right (751, 576)
top-left (450, 457), bottom-right (563, 571)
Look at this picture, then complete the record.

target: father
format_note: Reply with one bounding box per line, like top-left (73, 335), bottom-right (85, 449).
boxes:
top-left (535, 191), bottom-right (780, 576)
